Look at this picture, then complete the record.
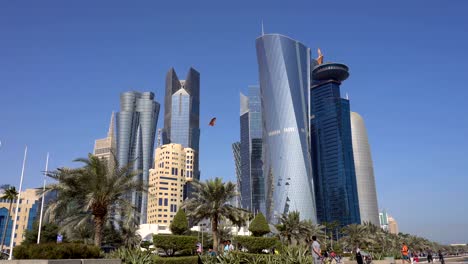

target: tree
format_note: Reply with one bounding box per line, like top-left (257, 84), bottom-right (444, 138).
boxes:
top-left (23, 222), bottom-right (62, 245)
top-left (182, 178), bottom-right (249, 252)
top-left (170, 209), bottom-right (189, 235)
top-left (249, 213), bottom-right (270, 237)
top-left (0, 186), bottom-right (18, 250)
top-left (276, 211), bottom-right (309, 245)
top-left (44, 154), bottom-right (144, 246)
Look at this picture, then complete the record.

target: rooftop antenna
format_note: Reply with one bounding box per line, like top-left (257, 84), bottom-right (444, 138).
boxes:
top-left (261, 20), bottom-right (264, 36)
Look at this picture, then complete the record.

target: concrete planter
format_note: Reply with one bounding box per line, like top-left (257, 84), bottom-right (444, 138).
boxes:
top-left (0, 260), bottom-right (121, 264)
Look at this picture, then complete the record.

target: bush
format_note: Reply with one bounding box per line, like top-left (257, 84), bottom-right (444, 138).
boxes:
top-left (249, 213), bottom-right (270, 237)
top-left (170, 209), bottom-right (189, 235)
top-left (13, 243), bottom-right (102, 259)
top-left (108, 247), bottom-right (152, 264)
top-left (153, 235), bottom-right (197, 257)
top-left (234, 236), bottom-right (280, 253)
top-left (153, 255), bottom-right (199, 264)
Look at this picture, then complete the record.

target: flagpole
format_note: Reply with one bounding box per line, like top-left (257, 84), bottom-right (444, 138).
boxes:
top-left (37, 152), bottom-right (49, 244)
top-left (8, 146), bottom-right (27, 260)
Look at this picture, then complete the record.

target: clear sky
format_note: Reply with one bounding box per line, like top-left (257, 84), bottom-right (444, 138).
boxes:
top-left (1, 0), bottom-right (467, 244)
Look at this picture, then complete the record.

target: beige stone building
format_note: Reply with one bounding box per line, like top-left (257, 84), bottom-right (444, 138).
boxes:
top-left (388, 215), bottom-right (399, 235)
top-left (0, 188), bottom-right (41, 248)
top-left (147, 143), bottom-right (194, 226)
top-left (93, 112), bottom-right (116, 166)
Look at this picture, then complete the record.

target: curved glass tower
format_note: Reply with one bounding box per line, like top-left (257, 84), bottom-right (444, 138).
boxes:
top-left (256, 34), bottom-right (317, 223)
top-left (351, 112), bottom-right (379, 225)
top-left (117, 91), bottom-right (160, 224)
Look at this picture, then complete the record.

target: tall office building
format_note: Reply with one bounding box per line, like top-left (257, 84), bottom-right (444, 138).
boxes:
top-left (162, 68), bottom-right (200, 199)
top-left (117, 91), bottom-right (160, 224)
top-left (310, 58), bottom-right (361, 225)
top-left (0, 188), bottom-right (40, 248)
top-left (388, 215), bottom-right (399, 234)
top-left (379, 210), bottom-right (389, 231)
top-left (147, 144), bottom-right (194, 227)
top-left (93, 112), bottom-right (117, 168)
top-left (256, 34), bottom-right (317, 223)
top-left (351, 112), bottom-right (379, 225)
top-left (231, 142), bottom-right (242, 208)
top-left (238, 86), bottom-right (264, 214)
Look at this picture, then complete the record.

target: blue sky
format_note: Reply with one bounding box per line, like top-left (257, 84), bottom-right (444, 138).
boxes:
top-left (1, 0), bottom-right (467, 244)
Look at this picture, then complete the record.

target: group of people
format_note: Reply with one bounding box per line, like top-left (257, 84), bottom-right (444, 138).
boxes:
top-left (196, 240), bottom-right (235, 257)
top-left (401, 243), bottom-right (445, 264)
top-left (311, 236), bottom-right (342, 264)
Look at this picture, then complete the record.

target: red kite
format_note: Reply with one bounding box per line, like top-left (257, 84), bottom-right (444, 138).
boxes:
top-left (209, 117), bottom-right (217, 126)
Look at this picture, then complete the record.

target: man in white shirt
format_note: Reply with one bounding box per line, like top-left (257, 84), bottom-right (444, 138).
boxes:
top-left (312, 236), bottom-right (322, 264)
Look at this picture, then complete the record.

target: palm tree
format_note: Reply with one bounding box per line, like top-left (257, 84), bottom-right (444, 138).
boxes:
top-left (341, 224), bottom-right (367, 251)
top-left (182, 177), bottom-right (249, 252)
top-left (303, 220), bottom-right (326, 245)
top-left (45, 154), bottom-right (144, 246)
top-left (276, 211), bottom-right (315, 245)
top-left (0, 186), bottom-right (18, 251)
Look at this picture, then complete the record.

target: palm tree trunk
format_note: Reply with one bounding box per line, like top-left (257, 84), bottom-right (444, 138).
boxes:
top-left (93, 215), bottom-right (105, 247)
top-left (0, 201), bottom-right (13, 251)
top-left (211, 216), bottom-right (219, 252)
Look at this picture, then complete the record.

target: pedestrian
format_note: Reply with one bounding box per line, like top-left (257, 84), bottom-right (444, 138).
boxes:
top-left (438, 250), bottom-right (444, 264)
top-left (208, 248), bottom-right (216, 257)
top-left (311, 236), bottom-right (322, 264)
top-left (196, 242), bottom-right (202, 255)
top-left (228, 240), bottom-right (235, 251)
top-left (402, 243), bottom-right (410, 264)
top-left (427, 249), bottom-right (433, 263)
top-left (356, 246), bottom-right (364, 264)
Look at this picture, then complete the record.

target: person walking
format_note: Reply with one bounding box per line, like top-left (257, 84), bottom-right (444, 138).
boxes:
top-left (402, 243), bottom-right (410, 264)
top-left (356, 246), bottom-right (364, 264)
top-left (427, 249), bottom-right (433, 263)
top-left (438, 250), bottom-right (444, 264)
top-left (311, 236), bottom-right (322, 264)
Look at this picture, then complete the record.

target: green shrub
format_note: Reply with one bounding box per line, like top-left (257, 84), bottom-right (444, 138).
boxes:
top-left (108, 248), bottom-right (152, 264)
top-left (170, 209), bottom-right (189, 235)
top-left (13, 243), bottom-right (102, 259)
top-left (153, 255), bottom-right (199, 264)
top-left (249, 213), bottom-right (270, 237)
top-left (234, 236), bottom-right (280, 253)
top-left (153, 235), bottom-right (197, 257)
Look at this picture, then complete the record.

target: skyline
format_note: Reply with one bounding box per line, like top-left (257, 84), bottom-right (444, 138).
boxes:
top-left (1, 0), bottom-right (468, 244)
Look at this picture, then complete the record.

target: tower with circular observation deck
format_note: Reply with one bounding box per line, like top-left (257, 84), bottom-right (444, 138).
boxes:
top-left (309, 53), bottom-right (361, 226)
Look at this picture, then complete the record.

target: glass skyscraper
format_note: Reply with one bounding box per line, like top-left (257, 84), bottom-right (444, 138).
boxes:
top-left (117, 91), bottom-right (160, 224)
top-left (351, 112), bottom-right (379, 225)
top-left (162, 68), bottom-right (200, 185)
top-left (238, 85), bottom-right (265, 214)
top-left (310, 62), bottom-right (361, 226)
top-left (231, 141), bottom-right (242, 208)
top-left (256, 34), bottom-right (317, 223)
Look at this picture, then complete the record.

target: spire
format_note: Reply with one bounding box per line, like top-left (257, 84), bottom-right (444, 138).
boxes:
top-left (107, 111), bottom-right (115, 138)
top-left (261, 20), bottom-right (264, 36)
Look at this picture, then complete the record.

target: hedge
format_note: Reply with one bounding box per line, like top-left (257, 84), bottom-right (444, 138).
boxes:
top-left (153, 255), bottom-right (199, 264)
top-left (13, 243), bottom-right (102, 259)
top-left (234, 236), bottom-right (280, 253)
top-left (248, 213), bottom-right (270, 237)
top-left (153, 235), bottom-right (197, 257)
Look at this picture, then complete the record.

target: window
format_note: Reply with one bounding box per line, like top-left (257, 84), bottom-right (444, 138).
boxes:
top-left (164, 198), bottom-right (168, 206)
top-left (158, 198), bottom-right (163, 206)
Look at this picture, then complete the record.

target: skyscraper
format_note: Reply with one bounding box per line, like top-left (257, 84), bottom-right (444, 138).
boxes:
top-left (162, 68), bottom-right (200, 190)
top-left (117, 91), bottom-right (160, 224)
top-left (231, 142), bottom-right (242, 207)
top-left (238, 85), bottom-right (264, 214)
top-left (148, 143), bottom-right (194, 226)
top-left (310, 59), bottom-right (361, 225)
top-left (93, 112), bottom-right (117, 168)
top-left (351, 112), bottom-right (379, 225)
top-left (256, 34), bottom-right (317, 223)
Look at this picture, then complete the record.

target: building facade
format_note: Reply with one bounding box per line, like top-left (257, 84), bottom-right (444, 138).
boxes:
top-left (93, 112), bottom-right (117, 168)
top-left (147, 144), bottom-right (194, 227)
top-left (0, 188), bottom-right (40, 248)
top-left (351, 112), bottom-right (380, 225)
top-left (379, 211), bottom-right (389, 231)
top-left (238, 86), bottom-right (265, 214)
top-left (256, 34), bottom-right (317, 223)
top-left (310, 61), bottom-right (361, 226)
top-left (162, 68), bottom-right (200, 176)
top-left (231, 142), bottom-right (242, 208)
top-left (388, 215), bottom-right (399, 234)
top-left (116, 91), bottom-right (160, 224)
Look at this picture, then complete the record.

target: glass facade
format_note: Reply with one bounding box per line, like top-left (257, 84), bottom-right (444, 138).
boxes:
top-left (238, 86), bottom-right (265, 214)
top-left (117, 91), bottom-right (160, 224)
top-left (231, 142), bottom-right (242, 207)
top-left (0, 207), bottom-right (12, 246)
top-left (351, 112), bottom-right (379, 225)
top-left (256, 34), bottom-right (317, 223)
top-left (162, 68), bottom-right (200, 196)
top-left (310, 79), bottom-right (361, 226)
